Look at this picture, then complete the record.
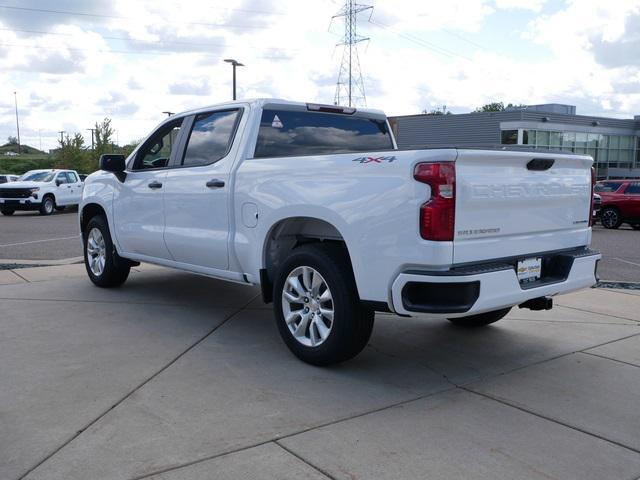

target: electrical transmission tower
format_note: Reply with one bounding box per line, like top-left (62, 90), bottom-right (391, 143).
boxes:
top-left (332, 0), bottom-right (372, 107)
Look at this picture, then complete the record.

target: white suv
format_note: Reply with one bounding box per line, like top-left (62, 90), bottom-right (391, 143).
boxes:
top-left (0, 169), bottom-right (83, 216)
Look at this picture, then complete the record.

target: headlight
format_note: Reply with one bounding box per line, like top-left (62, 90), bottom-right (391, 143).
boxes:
top-left (29, 187), bottom-right (39, 199)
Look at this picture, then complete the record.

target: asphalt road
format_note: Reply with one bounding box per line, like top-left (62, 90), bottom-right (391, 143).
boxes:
top-left (0, 210), bottom-right (638, 282)
top-left (0, 209), bottom-right (80, 261)
top-left (591, 224), bottom-right (640, 283)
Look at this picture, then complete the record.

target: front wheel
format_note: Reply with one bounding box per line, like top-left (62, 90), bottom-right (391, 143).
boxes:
top-left (83, 215), bottom-right (130, 287)
top-left (448, 307), bottom-right (511, 327)
top-left (39, 195), bottom-right (55, 215)
top-left (600, 207), bottom-right (622, 229)
top-left (273, 244), bottom-right (374, 366)
top-left (1, 209), bottom-right (14, 216)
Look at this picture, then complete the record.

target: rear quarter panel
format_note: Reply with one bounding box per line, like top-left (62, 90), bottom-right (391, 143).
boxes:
top-left (233, 149), bottom-right (457, 302)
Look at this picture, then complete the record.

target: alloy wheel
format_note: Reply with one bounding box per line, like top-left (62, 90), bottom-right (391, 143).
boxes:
top-left (281, 266), bottom-right (334, 347)
top-left (86, 227), bottom-right (107, 276)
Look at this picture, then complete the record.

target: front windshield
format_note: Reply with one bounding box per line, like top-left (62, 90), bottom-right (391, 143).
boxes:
top-left (18, 171), bottom-right (55, 183)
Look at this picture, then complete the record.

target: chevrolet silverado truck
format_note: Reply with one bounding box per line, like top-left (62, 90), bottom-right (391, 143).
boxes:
top-left (0, 169), bottom-right (83, 215)
top-left (79, 99), bottom-right (600, 365)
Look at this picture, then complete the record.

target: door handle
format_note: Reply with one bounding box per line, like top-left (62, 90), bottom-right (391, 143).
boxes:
top-left (148, 181), bottom-right (163, 189)
top-left (206, 179), bottom-right (225, 188)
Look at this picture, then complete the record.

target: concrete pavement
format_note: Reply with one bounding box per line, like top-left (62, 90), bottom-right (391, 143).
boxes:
top-left (1, 265), bottom-right (640, 480)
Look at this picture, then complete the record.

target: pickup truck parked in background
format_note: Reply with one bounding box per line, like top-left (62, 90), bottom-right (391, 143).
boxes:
top-left (0, 169), bottom-right (83, 216)
top-left (0, 174), bottom-right (19, 184)
top-left (80, 99), bottom-right (600, 365)
top-left (595, 180), bottom-right (640, 229)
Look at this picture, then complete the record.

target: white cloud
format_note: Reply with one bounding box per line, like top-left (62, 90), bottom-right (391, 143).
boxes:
top-left (0, 0), bottom-right (639, 151)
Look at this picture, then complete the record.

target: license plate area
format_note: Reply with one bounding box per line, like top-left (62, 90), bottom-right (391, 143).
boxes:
top-left (517, 257), bottom-right (542, 284)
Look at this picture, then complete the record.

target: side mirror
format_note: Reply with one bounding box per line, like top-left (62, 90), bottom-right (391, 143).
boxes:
top-left (56, 180), bottom-right (62, 186)
top-left (99, 154), bottom-right (126, 173)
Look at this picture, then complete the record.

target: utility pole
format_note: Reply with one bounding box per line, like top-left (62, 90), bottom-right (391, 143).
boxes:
top-left (86, 128), bottom-right (95, 150)
top-left (224, 59), bottom-right (244, 100)
top-left (58, 131), bottom-right (65, 145)
top-left (38, 129), bottom-right (42, 152)
top-left (13, 91), bottom-right (21, 154)
top-left (332, 0), bottom-right (372, 107)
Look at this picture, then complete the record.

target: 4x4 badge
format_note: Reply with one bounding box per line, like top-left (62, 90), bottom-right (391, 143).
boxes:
top-left (352, 156), bottom-right (396, 164)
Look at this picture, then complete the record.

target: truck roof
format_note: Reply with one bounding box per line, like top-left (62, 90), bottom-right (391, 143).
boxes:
top-left (175, 98), bottom-right (387, 119)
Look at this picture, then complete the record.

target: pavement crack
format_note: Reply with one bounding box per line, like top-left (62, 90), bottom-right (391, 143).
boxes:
top-left (275, 441), bottom-right (339, 480)
top-left (17, 293), bottom-right (260, 480)
top-left (461, 388), bottom-right (640, 456)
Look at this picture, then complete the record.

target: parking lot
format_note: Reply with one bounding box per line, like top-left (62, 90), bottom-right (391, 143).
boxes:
top-left (1, 264), bottom-right (640, 479)
top-left (1, 212), bottom-right (639, 480)
top-left (1, 212), bottom-right (638, 283)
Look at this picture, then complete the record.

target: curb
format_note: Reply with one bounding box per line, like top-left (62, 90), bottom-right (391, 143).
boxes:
top-left (596, 281), bottom-right (640, 291)
top-left (0, 256), bottom-right (83, 270)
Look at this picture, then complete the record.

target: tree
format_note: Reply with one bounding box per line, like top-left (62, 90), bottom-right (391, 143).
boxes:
top-left (422, 105), bottom-right (452, 115)
top-left (94, 117), bottom-right (114, 159)
top-left (474, 102), bottom-right (505, 112)
top-left (6, 136), bottom-right (18, 145)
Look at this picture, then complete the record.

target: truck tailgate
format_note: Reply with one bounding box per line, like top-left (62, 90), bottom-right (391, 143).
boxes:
top-left (453, 149), bottom-right (592, 264)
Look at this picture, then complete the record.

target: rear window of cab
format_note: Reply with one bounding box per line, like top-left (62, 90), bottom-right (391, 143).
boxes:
top-left (254, 109), bottom-right (394, 158)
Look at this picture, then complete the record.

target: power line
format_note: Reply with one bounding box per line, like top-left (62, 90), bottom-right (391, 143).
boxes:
top-left (332, 0), bottom-right (372, 107)
top-left (0, 5), bottom-right (271, 30)
top-left (0, 41), bottom-right (294, 60)
top-left (0, 27), bottom-right (301, 53)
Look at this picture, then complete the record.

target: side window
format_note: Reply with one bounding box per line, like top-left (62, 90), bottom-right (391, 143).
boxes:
top-left (56, 173), bottom-right (69, 184)
top-left (0, 176), bottom-right (6, 184)
top-left (134, 119), bottom-right (183, 170)
top-left (182, 110), bottom-right (240, 167)
top-left (253, 109), bottom-right (394, 158)
top-left (67, 172), bottom-right (79, 183)
top-left (626, 182), bottom-right (640, 194)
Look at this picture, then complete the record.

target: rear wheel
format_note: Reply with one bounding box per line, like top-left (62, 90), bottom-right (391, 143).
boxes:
top-left (39, 195), bottom-right (55, 216)
top-left (273, 243), bottom-right (374, 366)
top-left (600, 207), bottom-right (622, 229)
top-left (1, 209), bottom-right (14, 216)
top-left (83, 215), bottom-right (130, 287)
top-left (448, 307), bottom-right (511, 327)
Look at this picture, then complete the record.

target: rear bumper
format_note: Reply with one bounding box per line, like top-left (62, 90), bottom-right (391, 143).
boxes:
top-left (0, 199), bottom-right (41, 211)
top-left (390, 248), bottom-right (601, 317)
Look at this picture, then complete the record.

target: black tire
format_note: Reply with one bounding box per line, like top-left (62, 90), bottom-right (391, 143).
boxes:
top-left (55, 206), bottom-right (66, 211)
top-left (39, 195), bottom-right (55, 216)
top-left (1, 209), bottom-right (14, 216)
top-left (83, 214), bottom-right (130, 288)
top-left (600, 207), bottom-right (622, 229)
top-left (273, 243), bottom-right (374, 366)
top-left (448, 307), bottom-right (511, 328)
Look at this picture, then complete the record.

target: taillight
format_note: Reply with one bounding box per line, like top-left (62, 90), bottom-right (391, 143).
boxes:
top-left (414, 162), bottom-right (455, 241)
top-left (589, 166), bottom-right (595, 227)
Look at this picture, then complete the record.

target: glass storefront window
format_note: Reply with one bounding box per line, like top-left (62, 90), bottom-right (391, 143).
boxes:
top-left (620, 136), bottom-right (633, 149)
top-left (549, 131), bottom-right (561, 147)
top-left (536, 130), bottom-right (550, 146)
top-left (501, 130), bottom-right (518, 144)
top-left (562, 132), bottom-right (575, 148)
top-left (609, 136), bottom-right (620, 149)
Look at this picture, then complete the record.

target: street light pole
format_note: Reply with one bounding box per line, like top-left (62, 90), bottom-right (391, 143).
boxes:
top-left (13, 91), bottom-right (21, 154)
top-left (224, 59), bottom-right (244, 100)
top-left (162, 111), bottom-right (174, 117)
top-left (86, 128), bottom-right (95, 150)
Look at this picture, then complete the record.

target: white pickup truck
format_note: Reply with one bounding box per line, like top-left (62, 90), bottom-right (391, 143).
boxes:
top-left (79, 99), bottom-right (600, 365)
top-left (0, 169), bottom-right (83, 216)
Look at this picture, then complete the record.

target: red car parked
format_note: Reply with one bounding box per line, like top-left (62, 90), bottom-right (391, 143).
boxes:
top-left (595, 180), bottom-right (640, 229)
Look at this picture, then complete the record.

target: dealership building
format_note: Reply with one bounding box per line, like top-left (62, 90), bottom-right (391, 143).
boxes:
top-left (389, 104), bottom-right (640, 179)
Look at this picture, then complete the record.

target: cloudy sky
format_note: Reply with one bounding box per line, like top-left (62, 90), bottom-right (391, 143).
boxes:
top-left (0, 0), bottom-right (639, 151)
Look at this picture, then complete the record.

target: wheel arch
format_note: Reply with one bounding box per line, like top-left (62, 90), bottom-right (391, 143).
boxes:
top-left (80, 202), bottom-right (108, 236)
top-left (260, 216), bottom-right (356, 303)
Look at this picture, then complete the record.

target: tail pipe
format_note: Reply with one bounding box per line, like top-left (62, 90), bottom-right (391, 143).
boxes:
top-left (519, 296), bottom-right (553, 311)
